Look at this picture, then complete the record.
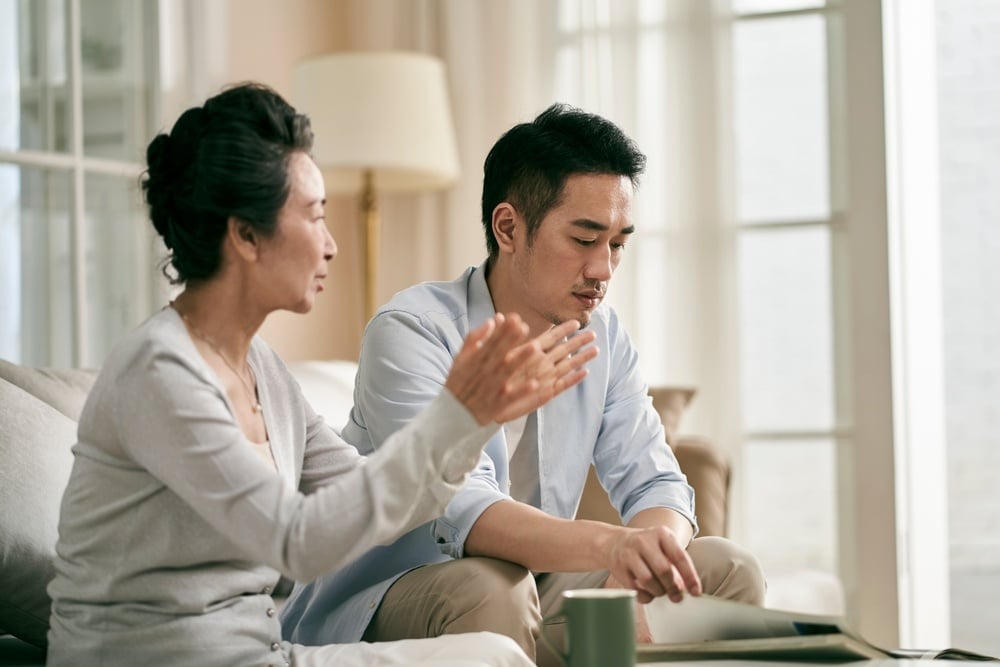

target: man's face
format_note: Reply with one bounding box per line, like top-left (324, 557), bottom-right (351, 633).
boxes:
top-left (507, 173), bottom-right (634, 330)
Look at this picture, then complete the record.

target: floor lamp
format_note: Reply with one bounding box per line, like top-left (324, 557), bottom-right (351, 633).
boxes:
top-left (294, 52), bottom-right (460, 321)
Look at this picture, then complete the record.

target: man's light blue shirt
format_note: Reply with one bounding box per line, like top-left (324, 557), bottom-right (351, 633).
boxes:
top-left (280, 262), bottom-right (696, 645)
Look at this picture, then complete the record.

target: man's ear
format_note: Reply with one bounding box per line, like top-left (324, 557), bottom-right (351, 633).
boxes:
top-left (492, 203), bottom-right (519, 254)
top-left (228, 217), bottom-right (259, 262)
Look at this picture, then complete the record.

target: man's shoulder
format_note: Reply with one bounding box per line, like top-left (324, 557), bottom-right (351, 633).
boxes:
top-left (376, 266), bottom-right (478, 324)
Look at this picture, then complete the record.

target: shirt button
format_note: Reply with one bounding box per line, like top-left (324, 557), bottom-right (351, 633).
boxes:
top-left (262, 586), bottom-right (273, 595)
top-left (271, 641), bottom-right (280, 651)
top-left (266, 607), bottom-right (277, 617)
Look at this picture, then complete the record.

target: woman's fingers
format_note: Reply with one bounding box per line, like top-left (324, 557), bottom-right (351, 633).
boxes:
top-left (462, 314), bottom-right (497, 350)
top-left (534, 319), bottom-right (582, 349)
top-left (446, 313), bottom-right (599, 425)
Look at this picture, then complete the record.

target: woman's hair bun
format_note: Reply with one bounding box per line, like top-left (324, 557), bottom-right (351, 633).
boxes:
top-left (142, 83), bottom-right (312, 285)
top-left (143, 133), bottom-right (175, 243)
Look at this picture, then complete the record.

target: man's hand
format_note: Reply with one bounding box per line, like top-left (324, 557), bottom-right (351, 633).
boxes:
top-left (603, 525), bottom-right (702, 604)
top-left (604, 573), bottom-right (654, 643)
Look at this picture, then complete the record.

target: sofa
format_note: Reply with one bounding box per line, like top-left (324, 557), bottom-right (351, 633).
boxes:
top-left (0, 357), bottom-right (837, 664)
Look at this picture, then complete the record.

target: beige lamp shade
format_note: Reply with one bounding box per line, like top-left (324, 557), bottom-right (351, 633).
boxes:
top-left (293, 51), bottom-right (460, 193)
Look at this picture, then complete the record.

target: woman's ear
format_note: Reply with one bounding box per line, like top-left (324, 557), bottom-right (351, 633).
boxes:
top-left (228, 217), bottom-right (259, 262)
top-left (492, 203), bottom-right (519, 254)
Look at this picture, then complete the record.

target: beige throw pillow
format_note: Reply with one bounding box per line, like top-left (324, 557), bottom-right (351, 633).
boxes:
top-left (0, 380), bottom-right (78, 647)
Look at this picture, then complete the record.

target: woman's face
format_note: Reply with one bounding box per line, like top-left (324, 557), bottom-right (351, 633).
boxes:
top-left (255, 151), bottom-right (336, 314)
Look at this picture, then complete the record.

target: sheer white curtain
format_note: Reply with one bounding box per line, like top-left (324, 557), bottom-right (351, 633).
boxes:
top-left (341, 0), bottom-right (739, 450)
top-left (545, 1), bottom-right (740, 451)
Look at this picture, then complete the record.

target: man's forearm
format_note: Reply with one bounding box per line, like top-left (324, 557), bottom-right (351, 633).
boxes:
top-left (626, 507), bottom-right (694, 546)
top-left (464, 499), bottom-right (626, 572)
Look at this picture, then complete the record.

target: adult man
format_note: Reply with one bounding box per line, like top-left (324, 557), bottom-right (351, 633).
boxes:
top-left (281, 104), bottom-right (765, 665)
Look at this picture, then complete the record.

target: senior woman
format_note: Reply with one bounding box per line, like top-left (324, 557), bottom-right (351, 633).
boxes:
top-left (45, 83), bottom-right (597, 667)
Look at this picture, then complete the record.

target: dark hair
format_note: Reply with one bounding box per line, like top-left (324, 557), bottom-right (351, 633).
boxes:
top-left (142, 82), bottom-right (314, 284)
top-left (480, 103), bottom-right (646, 259)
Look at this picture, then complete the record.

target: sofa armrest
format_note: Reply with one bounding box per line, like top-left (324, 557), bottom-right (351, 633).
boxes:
top-left (574, 436), bottom-right (730, 538)
top-left (673, 436), bottom-right (729, 537)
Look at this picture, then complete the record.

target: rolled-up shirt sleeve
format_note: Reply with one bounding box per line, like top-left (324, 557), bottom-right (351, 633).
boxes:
top-left (593, 313), bottom-right (698, 532)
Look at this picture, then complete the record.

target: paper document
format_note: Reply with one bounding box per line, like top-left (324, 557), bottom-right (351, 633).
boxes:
top-left (640, 595), bottom-right (998, 662)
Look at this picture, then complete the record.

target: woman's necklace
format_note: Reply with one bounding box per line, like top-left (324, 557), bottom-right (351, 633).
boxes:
top-left (170, 302), bottom-right (263, 414)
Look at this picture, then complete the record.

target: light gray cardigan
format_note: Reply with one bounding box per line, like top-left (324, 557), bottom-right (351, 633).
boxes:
top-left (46, 307), bottom-right (496, 667)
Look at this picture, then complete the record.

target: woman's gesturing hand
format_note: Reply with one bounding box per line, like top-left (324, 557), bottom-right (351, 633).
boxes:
top-left (445, 313), bottom-right (599, 426)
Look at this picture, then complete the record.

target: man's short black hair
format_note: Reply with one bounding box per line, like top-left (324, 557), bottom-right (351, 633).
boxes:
top-left (480, 103), bottom-right (646, 259)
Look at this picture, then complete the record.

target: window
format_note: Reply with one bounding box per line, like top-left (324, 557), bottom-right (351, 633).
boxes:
top-left (934, 0), bottom-right (1000, 654)
top-left (548, 0), bottom-right (953, 649)
top-left (730, 0), bottom-right (843, 584)
top-left (0, 0), bottom-right (161, 368)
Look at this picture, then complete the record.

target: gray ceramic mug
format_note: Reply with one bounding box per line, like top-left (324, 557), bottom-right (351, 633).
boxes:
top-left (540, 588), bottom-right (637, 667)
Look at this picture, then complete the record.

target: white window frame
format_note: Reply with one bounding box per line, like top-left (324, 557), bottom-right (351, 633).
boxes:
top-left (0, 0), bottom-right (228, 368)
top-left (879, 0), bottom-right (949, 647)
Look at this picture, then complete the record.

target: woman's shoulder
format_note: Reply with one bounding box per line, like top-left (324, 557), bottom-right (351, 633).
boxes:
top-left (107, 307), bottom-right (189, 363)
top-left (96, 307), bottom-right (204, 390)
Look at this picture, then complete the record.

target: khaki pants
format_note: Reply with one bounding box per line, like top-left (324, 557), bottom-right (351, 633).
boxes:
top-left (363, 536), bottom-right (765, 666)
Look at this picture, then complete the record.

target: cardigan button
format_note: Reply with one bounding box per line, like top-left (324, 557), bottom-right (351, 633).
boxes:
top-left (266, 607), bottom-right (277, 617)
top-left (270, 642), bottom-right (280, 651)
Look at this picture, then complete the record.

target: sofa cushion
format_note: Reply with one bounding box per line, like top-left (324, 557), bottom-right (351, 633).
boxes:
top-left (284, 360), bottom-right (358, 431)
top-left (0, 361), bottom-right (97, 648)
top-left (0, 376), bottom-right (83, 647)
top-left (648, 385), bottom-right (696, 446)
top-left (0, 360), bottom-right (96, 422)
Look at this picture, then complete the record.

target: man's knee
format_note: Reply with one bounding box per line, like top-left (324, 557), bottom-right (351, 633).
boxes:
top-left (450, 557), bottom-right (540, 623)
top-left (688, 535), bottom-right (766, 605)
top-left (434, 558), bottom-right (539, 660)
top-left (368, 557), bottom-right (539, 648)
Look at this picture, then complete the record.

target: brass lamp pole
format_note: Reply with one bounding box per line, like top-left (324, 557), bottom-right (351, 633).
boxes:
top-left (361, 169), bottom-right (379, 321)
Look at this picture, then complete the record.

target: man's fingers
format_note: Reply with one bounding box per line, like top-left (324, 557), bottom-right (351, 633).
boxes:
top-left (610, 528), bottom-right (702, 605)
top-left (658, 530), bottom-right (702, 596)
top-left (626, 558), bottom-right (667, 600)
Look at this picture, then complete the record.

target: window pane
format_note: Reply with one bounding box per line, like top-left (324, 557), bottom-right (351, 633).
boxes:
top-left (3, 0), bottom-right (72, 153)
top-left (0, 164), bottom-right (74, 366)
top-left (742, 437), bottom-right (837, 573)
top-left (80, 0), bottom-right (157, 161)
top-left (84, 172), bottom-right (155, 364)
top-left (733, 15), bottom-right (830, 223)
top-left (635, 27), bottom-right (668, 233)
top-left (738, 226), bottom-right (834, 432)
top-left (935, 0), bottom-right (1000, 655)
